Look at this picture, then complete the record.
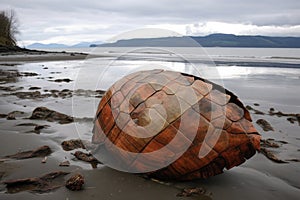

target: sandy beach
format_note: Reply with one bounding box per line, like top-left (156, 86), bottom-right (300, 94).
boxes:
top-left (0, 49), bottom-right (299, 199)
top-left (0, 47), bottom-right (88, 62)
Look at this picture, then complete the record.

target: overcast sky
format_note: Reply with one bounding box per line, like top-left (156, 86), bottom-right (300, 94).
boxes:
top-left (1, 0), bottom-right (300, 45)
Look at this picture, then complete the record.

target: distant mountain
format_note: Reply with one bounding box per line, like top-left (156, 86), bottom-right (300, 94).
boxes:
top-left (27, 41), bottom-right (102, 49)
top-left (91, 34), bottom-right (300, 48)
top-left (27, 43), bottom-right (69, 49)
top-left (69, 42), bottom-right (89, 48)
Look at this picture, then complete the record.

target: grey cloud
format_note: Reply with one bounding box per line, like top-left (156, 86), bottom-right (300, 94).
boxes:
top-left (1, 0), bottom-right (299, 44)
top-left (3, 0), bottom-right (300, 25)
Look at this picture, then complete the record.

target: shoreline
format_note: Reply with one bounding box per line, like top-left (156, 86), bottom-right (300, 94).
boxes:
top-left (0, 45), bottom-right (91, 62)
top-left (0, 52), bottom-right (88, 62)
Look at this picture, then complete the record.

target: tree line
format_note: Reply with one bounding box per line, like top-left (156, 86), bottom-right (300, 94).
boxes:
top-left (0, 10), bottom-right (19, 46)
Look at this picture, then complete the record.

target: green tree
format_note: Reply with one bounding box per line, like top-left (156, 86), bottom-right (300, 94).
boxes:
top-left (0, 10), bottom-right (19, 46)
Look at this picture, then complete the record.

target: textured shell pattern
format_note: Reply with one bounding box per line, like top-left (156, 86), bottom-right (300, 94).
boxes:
top-left (93, 69), bottom-right (261, 180)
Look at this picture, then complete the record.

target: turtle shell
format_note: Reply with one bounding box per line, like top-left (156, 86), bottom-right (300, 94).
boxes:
top-left (93, 69), bottom-right (260, 180)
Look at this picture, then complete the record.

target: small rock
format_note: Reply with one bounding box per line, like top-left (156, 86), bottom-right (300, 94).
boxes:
top-left (246, 105), bottom-right (253, 110)
top-left (176, 187), bottom-right (206, 197)
top-left (6, 113), bottom-right (16, 120)
top-left (260, 148), bottom-right (288, 163)
top-left (73, 151), bottom-right (100, 168)
top-left (286, 159), bottom-right (300, 162)
top-left (20, 72), bottom-right (38, 77)
top-left (54, 78), bottom-right (73, 83)
top-left (256, 119), bottom-right (274, 131)
top-left (59, 160), bottom-right (70, 167)
top-left (260, 139), bottom-right (281, 148)
top-left (34, 125), bottom-right (49, 131)
top-left (65, 173), bottom-right (84, 191)
top-left (29, 107), bottom-right (74, 124)
top-left (0, 114), bottom-right (8, 118)
top-left (61, 139), bottom-right (85, 151)
top-left (41, 156), bottom-right (48, 163)
top-left (254, 103), bottom-right (260, 106)
top-left (287, 117), bottom-right (297, 124)
top-left (29, 86), bottom-right (41, 90)
top-left (11, 91), bottom-right (46, 99)
top-left (246, 105), bottom-right (265, 115)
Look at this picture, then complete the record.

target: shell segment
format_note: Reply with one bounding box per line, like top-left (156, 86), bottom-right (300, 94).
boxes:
top-left (93, 69), bottom-right (260, 180)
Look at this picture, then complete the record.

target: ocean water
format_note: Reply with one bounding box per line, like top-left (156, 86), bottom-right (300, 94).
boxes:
top-left (40, 47), bottom-right (300, 64)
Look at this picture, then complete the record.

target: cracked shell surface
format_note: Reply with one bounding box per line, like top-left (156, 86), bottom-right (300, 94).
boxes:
top-left (93, 69), bottom-right (261, 180)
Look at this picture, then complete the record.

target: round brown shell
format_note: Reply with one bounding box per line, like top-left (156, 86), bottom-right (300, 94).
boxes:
top-left (93, 69), bottom-right (261, 180)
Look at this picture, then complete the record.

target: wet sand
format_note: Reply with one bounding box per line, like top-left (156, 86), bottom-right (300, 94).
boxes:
top-left (0, 55), bottom-right (299, 199)
top-left (0, 52), bottom-right (88, 62)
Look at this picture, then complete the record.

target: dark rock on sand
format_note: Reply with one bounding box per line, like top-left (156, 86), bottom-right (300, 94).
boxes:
top-left (176, 187), bottom-right (206, 197)
top-left (20, 72), bottom-right (38, 77)
top-left (287, 117), bottom-right (297, 124)
top-left (53, 78), bottom-right (73, 83)
top-left (256, 119), bottom-right (274, 131)
top-left (65, 173), bottom-right (84, 191)
top-left (59, 160), bottom-right (70, 167)
top-left (73, 151), bottom-right (100, 168)
top-left (0, 114), bottom-right (7, 118)
top-left (34, 124), bottom-right (49, 131)
top-left (61, 139), bottom-right (86, 151)
top-left (4, 145), bottom-right (52, 159)
top-left (260, 139), bottom-right (281, 148)
top-left (269, 108), bottom-right (300, 126)
top-left (260, 148), bottom-right (288, 163)
top-left (16, 123), bottom-right (49, 134)
top-left (29, 107), bottom-right (74, 124)
top-left (246, 105), bottom-right (265, 115)
top-left (16, 123), bottom-right (39, 126)
top-left (0, 69), bottom-right (19, 83)
top-left (286, 159), bottom-right (300, 162)
top-left (6, 113), bottom-right (16, 120)
top-left (3, 171), bottom-right (69, 193)
top-left (11, 91), bottom-right (50, 99)
top-left (6, 111), bottom-right (25, 120)
top-left (0, 85), bottom-right (23, 91)
top-left (6, 88), bottom-right (104, 99)
top-left (29, 86), bottom-right (41, 90)
top-left (33, 125), bottom-right (50, 134)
